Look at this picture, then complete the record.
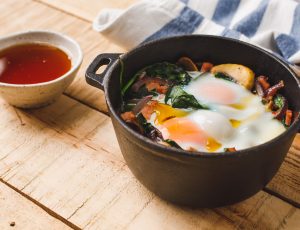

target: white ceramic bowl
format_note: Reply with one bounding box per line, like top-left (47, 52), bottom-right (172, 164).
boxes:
top-left (0, 30), bottom-right (83, 108)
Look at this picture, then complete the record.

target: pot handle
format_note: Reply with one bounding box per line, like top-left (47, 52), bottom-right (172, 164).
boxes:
top-left (85, 53), bottom-right (122, 90)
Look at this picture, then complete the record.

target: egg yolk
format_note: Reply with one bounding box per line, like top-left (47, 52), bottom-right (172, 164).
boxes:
top-left (197, 82), bottom-right (236, 104)
top-left (154, 103), bottom-right (188, 124)
top-left (229, 96), bottom-right (253, 110)
top-left (206, 137), bottom-right (222, 152)
top-left (162, 118), bottom-right (207, 145)
top-left (230, 119), bottom-right (241, 128)
top-left (160, 117), bottom-right (222, 152)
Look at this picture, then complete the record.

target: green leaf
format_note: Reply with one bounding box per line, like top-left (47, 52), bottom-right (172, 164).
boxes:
top-left (122, 102), bottom-right (136, 112)
top-left (136, 113), bottom-right (162, 141)
top-left (121, 71), bottom-right (141, 96)
top-left (273, 94), bottom-right (284, 109)
top-left (145, 62), bottom-right (191, 85)
top-left (214, 72), bottom-right (235, 82)
top-left (164, 139), bottom-right (182, 149)
top-left (121, 61), bottom-right (192, 97)
top-left (165, 85), bottom-right (207, 110)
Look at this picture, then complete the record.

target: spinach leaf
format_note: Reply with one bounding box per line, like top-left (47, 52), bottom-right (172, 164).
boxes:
top-left (272, 94), bottom-right (288, 120)
top-left (122, 102), bottom-right (136, 112)
top-left (136, 113), bottom-right (163, 141)
top-left (273, 94), bottom-right (285, 109)
top-left (165, 85), bottom-right (207, 109)
top-left (164, 139), bottom-right (182, 149)
top-left (122, 62), bottom-right (192, 97)
top-left (214, 72), bottom-right (236, 83)
top-left (121, 70), bottom-right (141, 96)
top-left (145, 62), bottom-right (191, 85)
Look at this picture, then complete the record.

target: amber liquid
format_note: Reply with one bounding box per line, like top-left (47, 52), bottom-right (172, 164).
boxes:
top-left (0, 43), bottom-right (71, 84)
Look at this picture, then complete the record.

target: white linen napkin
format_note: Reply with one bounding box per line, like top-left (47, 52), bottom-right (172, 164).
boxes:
top-left (93, 0), bottom-right (300, 74)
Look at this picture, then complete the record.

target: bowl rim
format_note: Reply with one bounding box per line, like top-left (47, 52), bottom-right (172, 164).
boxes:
top-left (105, 34), bottom-right (300, 159)
top-left (0, 30), bottom-right (83, 88)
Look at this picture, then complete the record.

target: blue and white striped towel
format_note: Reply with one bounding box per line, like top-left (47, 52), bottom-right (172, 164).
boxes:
top-left (93, 0), bottom-right (300, 74)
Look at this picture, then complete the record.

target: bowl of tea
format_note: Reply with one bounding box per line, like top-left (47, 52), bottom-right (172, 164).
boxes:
top-left (0, 30), bottom-right (83, 108)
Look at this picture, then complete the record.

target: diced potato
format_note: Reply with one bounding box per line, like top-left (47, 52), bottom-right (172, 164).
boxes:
top-left (211, 64), bottom-right (255, 89)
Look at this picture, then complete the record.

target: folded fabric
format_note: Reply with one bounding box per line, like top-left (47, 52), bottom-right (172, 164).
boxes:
top-left (93, 0), bottom-right (300, 73)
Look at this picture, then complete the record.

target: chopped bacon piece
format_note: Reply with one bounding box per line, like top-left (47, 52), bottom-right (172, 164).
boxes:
top-left (132, 76), bottom-right (169, 93)
top-left (201, 62), bottom-right (213, 72)
top-left (266, 80), bottom-right (284, 97)
top-left (188, 147), bottom-right (198, 152)
top-left (121, 111), bottom-right (136, 123)
top-left (225, 147), bottom-right (237, 152)
top-left (285, 110), bottom-right (293, 126)
top-left (141, 101), bottom-right (158, 120)
top-left (157, 85), bottom-right (169, 94)
top-left (257, 76), bottom-right (270, 90)
top-left (146, 82), bottom-right (169, 94)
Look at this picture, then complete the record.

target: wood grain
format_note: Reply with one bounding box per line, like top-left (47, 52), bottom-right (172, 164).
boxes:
top-left (0, 94), bottom-right (299, 229)
top-left (0, 0), bottom-right (125, 113)
top-left (127, 192), bottom-right (300, 230)
top-left (18, 0), bottom-right (300, 207)
top-left (36, 0), bottom-right (137, 22)
top-left (0, 182), bottom-right (71, 230)
top-left (0, 0), bottom-right (300, 229)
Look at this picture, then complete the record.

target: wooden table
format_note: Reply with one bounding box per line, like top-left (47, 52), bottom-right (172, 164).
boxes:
top-left (0, 1), bottom-right (299, 229)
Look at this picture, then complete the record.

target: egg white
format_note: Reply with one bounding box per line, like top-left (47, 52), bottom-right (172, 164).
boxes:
top-left (185, 73), bottom-right (250, 105)
top-left (150, 73), bottom-right (286, 152)
top-left (188, 110), bottom-right (233, 142)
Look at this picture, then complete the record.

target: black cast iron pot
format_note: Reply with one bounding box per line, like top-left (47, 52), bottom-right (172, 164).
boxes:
top-left (86, 35), bottom-right (300, 208)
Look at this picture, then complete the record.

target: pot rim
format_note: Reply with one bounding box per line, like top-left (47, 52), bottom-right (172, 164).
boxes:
top-left (104, 34), bottom-right (300, 159)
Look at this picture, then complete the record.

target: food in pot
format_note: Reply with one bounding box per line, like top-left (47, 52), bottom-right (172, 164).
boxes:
top-left (120, 57), bottom-right (295, 153)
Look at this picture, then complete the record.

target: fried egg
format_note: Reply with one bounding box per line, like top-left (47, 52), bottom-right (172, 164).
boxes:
top-left (148, 73), bottom-right (285, 152)
top-left (185, 73), bottom-right (249, 105)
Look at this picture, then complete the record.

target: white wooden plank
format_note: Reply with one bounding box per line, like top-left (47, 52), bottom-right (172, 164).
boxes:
top-left (0, 182), bottom-right (71, 230)
top-left (37, 0), bottom-right (138, 22)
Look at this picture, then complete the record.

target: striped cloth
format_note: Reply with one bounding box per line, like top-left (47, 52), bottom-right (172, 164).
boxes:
top-left (93, 0), bottom-right (300, 73)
